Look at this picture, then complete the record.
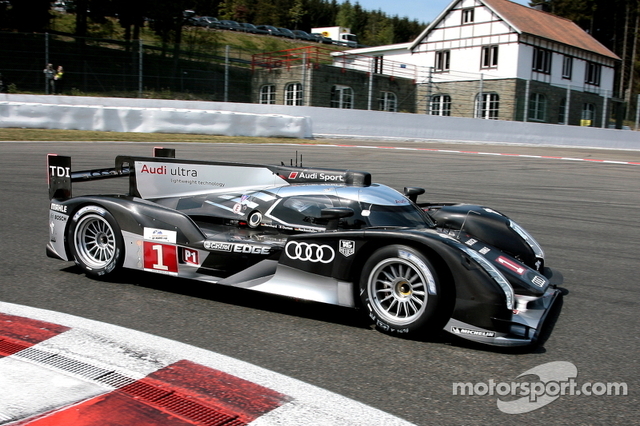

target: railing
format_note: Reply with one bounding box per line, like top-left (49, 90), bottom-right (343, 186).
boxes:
top-left (252, 46), bottom-right (336, 71)
top-left (252, 46), bottom-right (419, 81)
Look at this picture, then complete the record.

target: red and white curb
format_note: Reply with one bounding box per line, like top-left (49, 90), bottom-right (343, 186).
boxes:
top-left (0, 303), bottom-right (414, 426)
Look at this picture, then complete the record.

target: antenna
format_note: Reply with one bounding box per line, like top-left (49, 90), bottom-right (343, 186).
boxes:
top-left (287, 151), bottom-right (303, 168)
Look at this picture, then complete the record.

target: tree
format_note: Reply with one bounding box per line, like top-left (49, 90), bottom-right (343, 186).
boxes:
top-left (114, 0), bottom-right (147, 44)
top-left (529, 0), bottom-right (639, 119)
top-left (11, 0), bottom-right (51, 32)
top-left (252, 0), bottom-right (280, 25)
top-left (75, 0), bottom-right (88, 37)
top-left (336, 0), bottom-right (354, 28)
top-left (289, 0), bottom-right (305, 29)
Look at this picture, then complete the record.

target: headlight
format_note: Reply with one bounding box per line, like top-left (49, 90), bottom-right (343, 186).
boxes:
top-left (460, 246), bottom-right (515, 310)
top-left (509, 220), bottom-right (545, 259)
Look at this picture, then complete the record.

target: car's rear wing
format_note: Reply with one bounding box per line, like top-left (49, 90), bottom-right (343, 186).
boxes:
top-left (47, 147), bottom-right (176, 200)
top-left (48, 148), bottom-right (371, 201)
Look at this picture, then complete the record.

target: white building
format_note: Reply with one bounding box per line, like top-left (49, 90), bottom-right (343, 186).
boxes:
top-left (334, 0), bottom-right (620, 126)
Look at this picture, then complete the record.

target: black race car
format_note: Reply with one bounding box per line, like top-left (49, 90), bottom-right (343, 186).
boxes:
top-left (47, 148), bottom-right (561, 347)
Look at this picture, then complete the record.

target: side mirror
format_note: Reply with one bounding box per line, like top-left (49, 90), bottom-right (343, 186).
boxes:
top-left (404, 187), bottom-right (425, 203)
top-left (321, 207), bottom-right (354, 230)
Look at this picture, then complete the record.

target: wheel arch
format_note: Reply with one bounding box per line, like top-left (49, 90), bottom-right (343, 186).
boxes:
top-left (62, 196), bottom-right (206, 247)
top-left (64, 201), bottom-right (127, 277)
top-left (61, 198), bottom-right (140, 259)
top-left (348, 236), bottom-right (456, 313)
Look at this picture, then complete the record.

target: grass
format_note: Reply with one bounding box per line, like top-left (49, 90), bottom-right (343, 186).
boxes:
top-left (49, 12), bottom-right (345, 57)
top-left (0, 128), bottom-right (321, 144)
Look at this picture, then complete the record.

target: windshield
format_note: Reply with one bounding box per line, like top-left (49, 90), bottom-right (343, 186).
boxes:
top-left (270, 185), bottom-right (435, 230)
top-left (335, 199), bottom-right (434, 229)
top-left (364, 203), bottom-right (434, 228)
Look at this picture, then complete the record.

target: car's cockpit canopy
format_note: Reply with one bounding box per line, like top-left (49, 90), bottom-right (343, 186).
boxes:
top-left (268, 184), bottom-right (434, 230)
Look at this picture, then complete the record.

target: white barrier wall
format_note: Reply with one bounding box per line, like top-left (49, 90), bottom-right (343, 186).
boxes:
top-left (1, 94), bottom-right (639, 150)
top-left (0, 96), bottom-right (311, 139)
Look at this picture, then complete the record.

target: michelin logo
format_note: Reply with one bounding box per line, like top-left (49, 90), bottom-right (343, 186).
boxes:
top-left (451, 326), bottom-right (496, 338)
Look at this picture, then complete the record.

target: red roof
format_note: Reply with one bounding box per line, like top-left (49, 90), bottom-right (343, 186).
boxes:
top-left (483, 0), bottom-right (619, 60)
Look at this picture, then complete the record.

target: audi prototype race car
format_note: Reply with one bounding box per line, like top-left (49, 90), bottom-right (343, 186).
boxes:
top-left (47, 148), bottom-right (561, 347)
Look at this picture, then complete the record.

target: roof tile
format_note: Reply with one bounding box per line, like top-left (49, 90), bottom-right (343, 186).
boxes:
top-left (484, 0), bottom-right (619, 60)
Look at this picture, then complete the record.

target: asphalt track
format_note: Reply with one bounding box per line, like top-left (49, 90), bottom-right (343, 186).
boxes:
top-left (0, 139), bottom-right (639, 425)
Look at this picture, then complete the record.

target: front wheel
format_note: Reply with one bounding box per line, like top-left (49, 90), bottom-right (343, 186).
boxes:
top-left (67, 205), bottom-right (124, 277)
top-left (360, 245), bottom-right (444, 336)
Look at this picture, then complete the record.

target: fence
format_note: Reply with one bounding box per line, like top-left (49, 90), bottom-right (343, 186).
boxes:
top-left (0, 31), bottom-right (253, 102)
top-left (0, 31), bottom-right (636, 129)
top-left (252, 46), bottom-right (419, 80)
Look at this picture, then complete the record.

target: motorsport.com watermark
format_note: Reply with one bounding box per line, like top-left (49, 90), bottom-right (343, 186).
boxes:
top-left (452, 361), bottom-right (628, 414)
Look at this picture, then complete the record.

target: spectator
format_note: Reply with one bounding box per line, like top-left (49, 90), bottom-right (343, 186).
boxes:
top-left (53, 65), bottom-right (64, 95)
top-left (43, 63), bottom-right (55, 94)
top-left (0, 73), bottom-right (7, 93)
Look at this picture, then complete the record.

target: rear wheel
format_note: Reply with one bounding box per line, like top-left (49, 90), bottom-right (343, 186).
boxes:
top-left (68, 205), bottom-right (124, 277)
top-left (360, 245), bottom-right (443, 336)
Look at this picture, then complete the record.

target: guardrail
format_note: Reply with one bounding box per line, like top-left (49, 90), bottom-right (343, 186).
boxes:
top-left (252, 46), bottom-right (418, 81)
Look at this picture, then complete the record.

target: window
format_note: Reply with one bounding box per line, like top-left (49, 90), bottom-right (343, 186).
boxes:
top-left (260, 85), bottom-right (276, 104)
top-left (374, 56), bottom-right (384, 74)
top-left (330, 85), bottom-right (353, 109)
top-left (562, 56), bottom-right (573, 79)
top-left (528, 93), bottom-right (547, 122)
top-left (532, 47), bottom-right (552, 73)
top-left (430, 95), bottom-right (451, 116)
top-left (558, 98), bottom-right (567, 124)
top-left (585, 62), bottom-right (601, 86)
top-left (462, 8), bottom-right (474, 24)
top-left (379, 91), bottom-right (397, 112)
top-left (285, 83), bottom-right (303, 106)
top-left (581, 103), bottom-right (596, 126)
top-left (435, 50), bottom-right (450, 72)
top-left (481, 46), bottom-right (499, 69)
top-left (271, 195), bottom-right (335, 229)
top-left (475, 93), bottom-right (499, 119)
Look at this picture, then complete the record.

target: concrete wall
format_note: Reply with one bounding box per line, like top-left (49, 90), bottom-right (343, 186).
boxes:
top-left (0, 95), bottom-right (311, 139)
top-left (1, 94), bottom-right (639, 150)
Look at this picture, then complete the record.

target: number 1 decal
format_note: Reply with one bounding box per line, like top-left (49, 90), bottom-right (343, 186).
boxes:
top-left (151, 244), bottom-right (169, 270)
top-left (143, 241), bottom-right (178, 275)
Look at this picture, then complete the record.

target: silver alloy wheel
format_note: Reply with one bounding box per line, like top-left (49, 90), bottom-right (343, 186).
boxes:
top-left (367, 257), bottom-right (430, 326)
top-left (73, 213), bottom-right (117, 269)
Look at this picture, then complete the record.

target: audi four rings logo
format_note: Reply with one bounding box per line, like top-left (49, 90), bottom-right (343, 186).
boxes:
top-left (285, 241), bottom-right (335, 263)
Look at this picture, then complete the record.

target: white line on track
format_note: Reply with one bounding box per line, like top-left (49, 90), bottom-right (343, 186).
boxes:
top-left (240, 142), bottom-right (640, 166)
top-left (3, 140), bottom-right (639, 166)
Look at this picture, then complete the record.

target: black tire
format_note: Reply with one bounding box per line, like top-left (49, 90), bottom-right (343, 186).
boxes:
top-left (67, 205), bottom-right (124, 277)
top-left (360, 245), bottom-right (443, 336)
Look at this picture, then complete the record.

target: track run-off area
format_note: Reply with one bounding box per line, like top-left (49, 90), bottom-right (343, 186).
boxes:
top-left (0, 139), bottom-right (638, 425)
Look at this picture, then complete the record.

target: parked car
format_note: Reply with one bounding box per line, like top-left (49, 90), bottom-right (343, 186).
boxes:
top-left (183, 10), bottom-right (196, 24)
top-left (310, 33), bottom-right (332, 44)
top-left (52, 1), bottom-right (67, 12)
top-left (240, 23), bottom-right (267, 34)
top-left (292, 30), bottom-right (315, 41)
top-left (195, 16), bottom-right (220, 28)
top-left (277, 27), bottom-right (296, 39)
top-left (256, 25), bottom-right (284, 36)
top-left (218, 20), bottom-right (243, 31)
